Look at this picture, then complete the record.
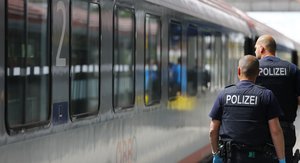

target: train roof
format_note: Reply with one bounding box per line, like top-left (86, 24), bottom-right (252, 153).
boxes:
top-left (204, 0), bottom-right (256, 28)
top-left (146, 0), bottom-right (251, 35)
top-left (252, 19), bottom-right (295, 50)
top-left (207, 0), bottom-right (296, 50)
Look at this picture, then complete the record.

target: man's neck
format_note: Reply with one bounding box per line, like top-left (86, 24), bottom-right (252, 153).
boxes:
top-left (262, 54), bottom-right (275, 58)
top-left (239, 77), bottom-right (255, 83)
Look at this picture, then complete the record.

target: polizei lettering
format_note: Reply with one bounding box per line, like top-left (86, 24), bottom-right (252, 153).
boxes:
top-left (259, 67), bottom-right (287, 76)
top-left (226, 95), bottom-right (258, 105)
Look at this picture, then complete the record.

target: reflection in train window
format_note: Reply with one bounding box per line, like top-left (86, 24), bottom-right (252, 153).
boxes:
top-left (277, 50), bottom-right (292, 62)
top-left (227, 33), bottom-right (244, 84)
top-left (70, 1), bottom-right (100, 119)
top-left (144, 14), bottom-right (161, 106)
top-left (221, 35), bottom-right (229, 86)
top-left (197, 35), bottom-right (205, 93)
top-left (201, 34), bottom-right (212, 92)
top-left (113, 6), bottom-right (135, 110)
top-left (6, 0), bottom-right (50, 131)
top-left (168, 21), bottom-right (182, 99)
top-left (214, 34), bottom-right (222, 89)
top-left (187, 25), bottom-right (198, 96)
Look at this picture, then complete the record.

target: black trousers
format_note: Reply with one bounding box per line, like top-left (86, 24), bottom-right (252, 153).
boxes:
top-left (281, 122), bottom-right (296, 163)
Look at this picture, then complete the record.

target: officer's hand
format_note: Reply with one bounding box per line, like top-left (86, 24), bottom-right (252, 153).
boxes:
top-left (213, 154), bottom-right (223, 163)
top-left (279, 158), bottom-right (286, 163)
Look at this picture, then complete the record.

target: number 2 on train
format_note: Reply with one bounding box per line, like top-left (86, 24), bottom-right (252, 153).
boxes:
top-left (56, 1), bottom-right (67, 66)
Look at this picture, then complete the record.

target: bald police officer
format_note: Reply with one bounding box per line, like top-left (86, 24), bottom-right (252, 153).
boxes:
top-left (255, 35), bottom-right (300, 163)
top-left (209, 55), bottom-right (285, 163)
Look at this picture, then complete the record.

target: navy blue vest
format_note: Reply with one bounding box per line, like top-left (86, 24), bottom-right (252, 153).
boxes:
top-left (256, 57), bottom-right (298, 122)
top-left (220, 85), bottom-right (270, 146)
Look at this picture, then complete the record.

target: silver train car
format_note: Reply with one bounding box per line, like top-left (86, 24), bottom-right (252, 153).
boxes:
top-left (0, 0), bottom-right (299, 162)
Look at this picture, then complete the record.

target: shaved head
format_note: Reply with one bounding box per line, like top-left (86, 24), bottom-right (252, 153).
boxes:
top-left (256, 34), bottom-right (277, 54)
top-left (238, 55), bottom-right (259, 79)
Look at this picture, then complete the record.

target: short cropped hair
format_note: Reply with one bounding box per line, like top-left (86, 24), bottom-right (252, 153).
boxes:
top-left (239, 55), bottom-right (259, 78)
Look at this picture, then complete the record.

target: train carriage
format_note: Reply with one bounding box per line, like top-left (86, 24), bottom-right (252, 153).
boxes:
top-left (0, 0), bottom-right (298, 163)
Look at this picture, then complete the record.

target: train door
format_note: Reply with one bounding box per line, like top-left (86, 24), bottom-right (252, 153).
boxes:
top-left (53, 0), bottom-right (103, 122)
top-left (52, 0), bottom-right (69, 124)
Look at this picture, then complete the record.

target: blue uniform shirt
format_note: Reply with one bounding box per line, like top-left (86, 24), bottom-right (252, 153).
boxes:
top-left (209, 80), bottom-right (283, 145)
top-left (256, 56), bottom-right (300, 122)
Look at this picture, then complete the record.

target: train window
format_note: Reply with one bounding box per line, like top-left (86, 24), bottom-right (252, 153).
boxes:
top-left (197, 35), bottom-right (207, 93)
top-left (186, 25), bottom-right (198, 96)
top-left (113, 6), bottom-right (135, 110)
top-left (6, 0), bottom-right (50, 131)
top-left (201, 34), bottom-right (212, 92)
top-left (144, 14), bottom-right (161, 106)
top-left (214, 34), bottom-right (222, 89)
top-left (277, 50), bottom-right (292, 62)
top-left (208, 33), bottom-right (221, 91)
top-left (227, 33), bottom-right (244, 83)
top-left (70, 1), bottom-right (100, 119)
top-left (168, 21), bottom-right (182, 99)
top-left (221, 35), bottom-right (229, 86)
top-left (291, 50), bottom-right (298, 66)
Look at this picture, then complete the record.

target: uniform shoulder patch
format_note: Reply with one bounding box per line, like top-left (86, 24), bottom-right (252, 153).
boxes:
top-left (225, 84), bottom-right (235, 88)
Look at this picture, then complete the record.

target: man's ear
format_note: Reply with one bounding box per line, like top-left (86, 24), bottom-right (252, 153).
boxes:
top-left (260, 46), bottom-right (265, 54)
top-left (238, 67), bottom-right (241, 76)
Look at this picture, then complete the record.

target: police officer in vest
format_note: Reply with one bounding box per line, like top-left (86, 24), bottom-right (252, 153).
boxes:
top-left (209, 55), bottom-right (286, 163)
top-left (255, 35), bottom-right (300, 163)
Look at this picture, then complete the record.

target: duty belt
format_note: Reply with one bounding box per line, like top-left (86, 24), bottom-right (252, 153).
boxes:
top-left (226, 141), bottom-right (267, 153)
top-left (218, 140), bottom-right (276, 161)
top-left (219, 139), bottom-right (266, 151)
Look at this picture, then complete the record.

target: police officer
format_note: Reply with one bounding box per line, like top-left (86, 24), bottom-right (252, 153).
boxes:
top-left (255, 35), bottom-right (300, 163)
top-left (209, 55), bottom-right (285, 163)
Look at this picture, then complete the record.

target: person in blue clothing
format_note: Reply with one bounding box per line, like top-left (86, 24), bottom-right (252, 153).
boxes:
top-left (209, 55), bottom-right (286, 163)
top-left (255, 34), bottom-right (300, 163)
top-left (169, 57), bottom-right (182, 96)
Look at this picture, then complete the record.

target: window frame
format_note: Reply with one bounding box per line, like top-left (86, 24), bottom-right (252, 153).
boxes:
top-left (5, 0), bottom-right (51, 133)
top-left (112, 4), bottom-right (136, 111)
top-left (144, 13), bottom-right (162, 106)
top-left (186, 24), bottom-right (198, 96)
top-left (69, 1), bottom-right (101, 120)
top-left (168, 20), bottom-right (182, 100)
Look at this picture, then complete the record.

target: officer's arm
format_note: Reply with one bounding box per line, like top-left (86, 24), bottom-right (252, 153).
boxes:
top-left (298, 96), bottom-right (300, 105)
top-left (209, 120), bottom-right (221, 154)
top-left (268, 117), bottom-right (285, 160)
